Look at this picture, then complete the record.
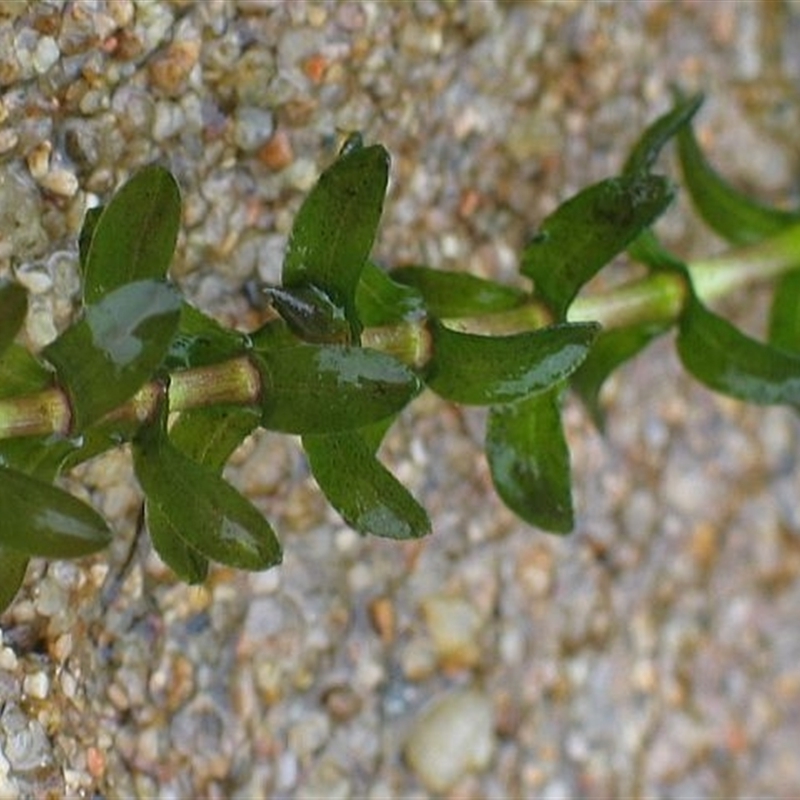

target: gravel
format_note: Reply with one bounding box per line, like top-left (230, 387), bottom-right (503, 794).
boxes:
top-left (1, 1), bottom-right (800, 798)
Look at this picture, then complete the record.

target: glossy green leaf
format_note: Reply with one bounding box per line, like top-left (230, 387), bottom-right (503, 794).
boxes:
top-left (571, 322), bottom-right (668, 429)
top-left (355, 261), bottom-right (425, 327)
top-left (678, 291), bottom-right (800, 405)
top-left (146, 503), bottom-right (209, 584)
top-left (391, 265), bottom-right (526, 318)
top-left (521, 174), bottom-right (674, 319)
top-left (43, 280), bottom-right (181, 430)
top-left (133, 419), bottom-right (282, 571)
top-left (303, 430), bottom-right (430, 540)
top-left (769, 271), bottom-right (800, 354)
top-left (486, 386), bottom-right (573, 533)
top-left (0, 466), bottom-right (111, 557)
top-left (0, 344), bottom-right (52, 398)
top-left (258, 344), bottom-right (422, 433)
top-left (164, 302), bottom-right (250, 370)
top-left (144, 406), bottom-right (258, 584)
top-left (677, 119), bottom-right (800, 245)
top-left (623, 93), bottom-right (703, 176)
top-left (0, 436), bottom-right (77, 480)
top-left (78, 205), bottom-right (103, 271)
top-left (282, 144), bottom-right (390, 334)
top-left (425, 320), bottom-right (599, 405)
top-left (0, 281), bottom-right (27, 356)
top-left (264, 285), bottom-right (351, 344)
top-left (83, 165), bottom-right (181, 304)
top-left (168, 406), bottom-right (260, 472)
top-left (0, 547), bottom-right (29, 614)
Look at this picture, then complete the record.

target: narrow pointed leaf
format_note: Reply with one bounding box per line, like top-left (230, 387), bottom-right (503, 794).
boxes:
top-left (264, 285), bottom-right (351, 344)
top-left (43, 280), bottom-right (181, 430)
top-left (282, 144), bottom-right (390, 333)
top-left (0, 436), bottom-right (77, 480)
top-left (677, 121), bottom-right (800, 245)
top-left (143, 406), bottom-right (258, 583)
top-left (133, 421), bottom-right (282, 571)
top-left (0, 548), bottom-right (29, 614)
top-left (769, 271), bottom-right (800, 353)
top-left (303, 430), bottom-right (430, 540)
top-left (391, 265), bottom-right (526, 318)
top-left (78, 205), bottom-right (103, 271)
top-left (0, 466), bottom-right (111, 557)
top-left (425, 320), bottom-right (599, 405)
top-left (258, 345), bottom-right (421, 433)
top-left (146, 503), bottom-right (209, 583)
top-left (0, 281), bottom-right (28, 356)
top-left (571, 322), bottom-right (668, 429)
top-left (521, 174), bottom-right (674, 319)
top-left (168, 406), bottom-right (260, 472)
top-left (164, 302), bottom-right (250, 370)
top-left (0, 344), bottom-right (52, 397)
top-left (356, 262), bottom-right (425, 326)
top-left (623, 93), bottom-right (703, 175)
top-left (678, 292), bottom-right (800, 405)
top-left (83, 165), bottom-right (181, 304)
top-left (486, 386), bottom-right (573, 533)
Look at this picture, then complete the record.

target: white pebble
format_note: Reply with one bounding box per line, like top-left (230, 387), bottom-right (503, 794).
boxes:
top-left (0, 647), bottom-right (18, 671)
top-left (22, 671), bottom-right (49, 700)
top-left (32, 36), bottom-right (59, 74)
top-left (404, 689), bottom-right (495, 793)
top-left (38, 168), bottom-right (79, 198)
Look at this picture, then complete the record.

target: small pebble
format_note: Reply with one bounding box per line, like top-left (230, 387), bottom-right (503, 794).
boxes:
top-left (404, 688), bottom-right (495, 793)
top-left (22, 671), bottom-right (49, 701)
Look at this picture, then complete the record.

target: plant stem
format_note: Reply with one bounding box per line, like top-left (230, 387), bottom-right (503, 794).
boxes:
top-left (1, 225), bottom-right (798, 443)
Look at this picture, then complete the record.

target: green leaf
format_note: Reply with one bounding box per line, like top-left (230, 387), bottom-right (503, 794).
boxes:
top-left (282, 144), bottom-right (390, 335)
top-left (0, 281), bottom-right (28, 356)
top-left (258, 344), bottom-right (422, 433)
top-left (623, 93), bottom-right (704, 176)
top-left (355, 262), bottom-right (426, 327)
top-left (164, 302), bottom-right (250, 370)
top-left (0, 466), bottom-right (111, 557)
top-left (486, 386), bottom-right (573, 533)
top-left (0, 436), bottom-right (77, 480)
top-left (146, 503), bottom-right (209, 584)
top-left (425, 320), bottom-right (599, 405)
top-left (78, 205), bottom-right (103, 271)
top-left (43, 280), bottom-right (181, 430)
top-left (571, 322), bottom-right (668, 429)
top-left (678, 291), bottom-right (800, 405)
top-left (133, 418), bottom-right (282, 571)
top-left (0, 547), bottom-right (29, 614)
top-left (677, 118), bottom-right (800, 245)
top-left (263, 285), bottom-right (351, 344)
top-left (83, 165), bottom-right (181, 304)
top-left (0, 344), bottom-right (52, 398)
top-left (769, 271), bottom-right (800, 354)
top-left (521, 174), bottom-right (674, 319)
top-left (303, 430), bottom-right (430, 540)
top-left (391, 265), bottom-right (526, 318)
top-left (143, 406), bottom-right (258, 583)
top-left (168, 406), bottom-right (260, 472)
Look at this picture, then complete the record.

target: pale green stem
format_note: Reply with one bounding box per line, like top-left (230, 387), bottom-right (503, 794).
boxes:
top-left (1, 223), bottom-right (799, 442)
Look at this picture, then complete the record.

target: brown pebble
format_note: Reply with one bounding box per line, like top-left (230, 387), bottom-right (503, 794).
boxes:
top-left (368, 595), bottom-right (395, 644)
top-left (258, 129), bottom-right (294, 171)
top-left (322, 684), bottom-right (363, 722)
top-left (86, 746), bottom-right (106, 779)
top-left (303, 53), bottom-right (328, 83)
top-left (149, 40), bottom-right (200, 96)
